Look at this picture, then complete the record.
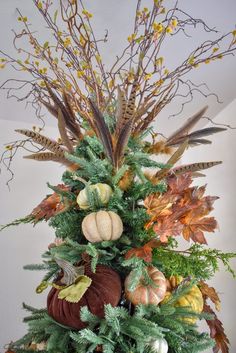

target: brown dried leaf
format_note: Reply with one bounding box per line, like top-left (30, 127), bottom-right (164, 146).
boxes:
top-left (144, 193), bottom-right (176, 217)
top-left (204, 303), bottom-right (230, 353)
top-left (167, 173), bottom-right (193, 194)
top-left (31, 184), bottom-right (71, 221)
top-left (125, 239), bottom-right (162, 262)
top-left (181, 209), bottom-right (217, 244)
top-left (153, 217), bottom-right (183, 242)
top-left (199, 281), bottom-right (221, 311)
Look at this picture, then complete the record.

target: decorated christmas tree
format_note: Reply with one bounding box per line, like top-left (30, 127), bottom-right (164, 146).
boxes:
top-left (1, 1), bottom-right (236, 352)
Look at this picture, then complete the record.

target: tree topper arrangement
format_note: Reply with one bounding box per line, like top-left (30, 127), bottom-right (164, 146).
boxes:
top-left (1, 1), bottom-right (236, 353)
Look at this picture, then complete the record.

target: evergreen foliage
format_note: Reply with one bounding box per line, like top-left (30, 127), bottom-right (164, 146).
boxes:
top-left (1, 1), bottom-right (236, 352)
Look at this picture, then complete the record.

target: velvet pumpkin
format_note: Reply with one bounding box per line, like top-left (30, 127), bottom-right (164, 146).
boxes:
top-left (124, 266), bottom-right (167, 305)
top-left (47, 263), bottom-right (122, 329)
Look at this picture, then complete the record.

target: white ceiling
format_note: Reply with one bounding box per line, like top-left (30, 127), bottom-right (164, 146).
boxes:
top-left (0, 0), bottom-right (235, 135)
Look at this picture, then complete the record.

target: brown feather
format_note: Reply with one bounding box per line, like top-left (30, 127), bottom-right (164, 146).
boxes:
top-left (166, 106), bottom-right (208, 146)
top-left (57, 109), bottom-right (74, 153)
top-left (155, 140), bottom-right (189, 179)
top-left (171, 161), bottom-right (222, 175)
top-left (45, 82), bottom-right (81, 139)
top-left (15, 129), bottom-right (65, 155)
top-left (166, 126), bottom-right (226, 146)
top-left (115, 86), bottom-right (127, 125)
top-left (89, 99), bottom-right (114, 163)
top-left (114, 119), bottom-right (133, 168)
top-left (115, 77), bottom-right (138, 136)
top-left (62, 90), bottom-right (82, 139)
top-left (23, 152), bottom-right (72, 166)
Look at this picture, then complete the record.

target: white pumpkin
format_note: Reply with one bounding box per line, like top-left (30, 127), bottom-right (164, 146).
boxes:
top-left (82, 210), bottom-right (123, 242)
top-left (150, 338), bottom-right (168, 353)
top-left (77, 183), bottom-right (113, 209)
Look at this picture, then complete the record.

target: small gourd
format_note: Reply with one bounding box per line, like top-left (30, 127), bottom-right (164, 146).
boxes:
top-left (125, 266), bottom-right (167, 305)
top-left (163, 275), bottom-right (204, 324)
top-left (82, 210), bottom-right (123, 243)
top-left (149, 337), bottom-right (168, 353)
top-left (77, 183), bottom-right (113, 209)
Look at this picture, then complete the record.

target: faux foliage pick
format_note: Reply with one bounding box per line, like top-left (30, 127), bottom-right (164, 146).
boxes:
top-left (1, 1), bottom-right (236, 353)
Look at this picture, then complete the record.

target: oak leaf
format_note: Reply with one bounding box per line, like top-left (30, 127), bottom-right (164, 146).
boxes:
top-left (204, 303), bottom-right (229, 353)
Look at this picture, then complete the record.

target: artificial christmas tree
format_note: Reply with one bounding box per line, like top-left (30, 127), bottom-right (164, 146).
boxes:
top-left (1, 1), bottom-right (236, 352)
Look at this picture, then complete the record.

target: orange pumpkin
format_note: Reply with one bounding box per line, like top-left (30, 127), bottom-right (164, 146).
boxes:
top-left (124, 266), bottom-right (167, 305)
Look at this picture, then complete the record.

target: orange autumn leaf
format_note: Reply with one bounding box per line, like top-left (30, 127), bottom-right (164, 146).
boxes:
top-left (125, 239), bottom-right (162, 262)
top-left (153, 216), bottom-right (183, 242)
top-left (144, 193), bottom-right (176, 217)
top-left (204, 303), bottom-right (229, 353)
top-left (199, 281), bottom-right (221, 311)
top-left (125, 246), bottom-right (152, 263)
top-left (167, 173), bottom-right (193, 194)
top-left (181, 208), bottom-right (218, 244)
top-left (31, 184), bottom-right (71, 221)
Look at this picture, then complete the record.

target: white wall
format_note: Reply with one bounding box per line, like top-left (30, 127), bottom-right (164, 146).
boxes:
top-left (0, 100), bottom-right (236, 352)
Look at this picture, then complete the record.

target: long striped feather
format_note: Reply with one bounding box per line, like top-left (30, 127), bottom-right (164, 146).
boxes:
top-left (115, 86), bottom-right (127, 124)
top-left (166, 106), bottom-right (208, 146)
top-left (15, 129), bottom-right (65, 155)
top-left (166, 126), bottom-right (226, 146)
top-left (115, 77), bottom-right (138, 136)
top-left (155, 140), bottom-right (189, 179)
top-left (45, 82), bottom-right (81, 139)
top-left (62, 90), bottom-right (82, 139)
top-left (171, 161), bottom-right (222, 175)
top-left (57, 109), bottom-right (74, 153)
top-left (114, 119), bottom-right (133, 168)
top-left (23, 152), bottom-right (71, 165)
top-left (89, 99), bottom-right (114, 163)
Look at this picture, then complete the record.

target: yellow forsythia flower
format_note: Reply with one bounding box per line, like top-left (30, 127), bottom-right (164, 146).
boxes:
top-left (166, 26), bottom-right (173, 34)
top-left (82, 9), bottom-right (93, 18)
top-left (171, 18), bottom-right (178, 27)
top-left (153, 22), bottom-right (163, 33)
top-left (77, 70), bottom-right (84, 78)
top-left (144, 73), bottom-right (153, 81)
top-left (37, 2), bottom-right (43, 9)
top-left (127, 33), bottom-right (137, 43)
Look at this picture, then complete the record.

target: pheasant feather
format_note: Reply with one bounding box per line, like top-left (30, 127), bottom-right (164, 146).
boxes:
top-left (155, 140), bottom-right (189, 179)
top-left (114, 119), bottom-right (133, 168)
top-left (166, 106), bottom-right (208, 146)
top-left (45, 82), bottom-right (81, 139)
top-left (57, 108), bottom-right (74, 153)
top-left (170, 161), bottom-right (222, 175)
top-left (89, 99), bottom-right (114, 163)
top-left (167, 126), bottom-right (227, 146)
top-left (15, 129), bottom-right (65, 155)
